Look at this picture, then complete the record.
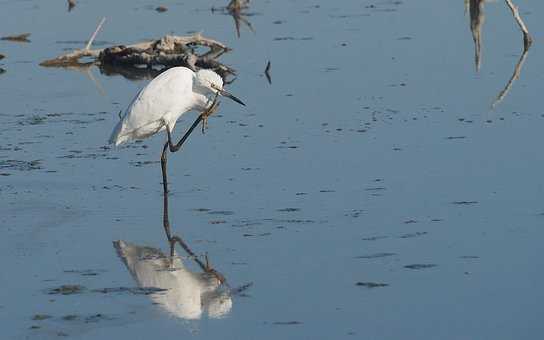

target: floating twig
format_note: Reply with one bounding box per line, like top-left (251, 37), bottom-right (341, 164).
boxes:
top-left (264, 60), bottom-right (271, 84)
top-left (1, 33), bottom-right (31, 43)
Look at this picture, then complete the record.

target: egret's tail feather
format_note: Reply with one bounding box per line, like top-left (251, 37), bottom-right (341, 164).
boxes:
top-left (109, 119), bottom-right (126, 146)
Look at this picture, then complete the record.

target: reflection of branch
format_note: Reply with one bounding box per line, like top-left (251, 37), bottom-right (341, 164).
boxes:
top-left (492, 46), bottom-right (529, 108)
top-left (67, 0), bottom-right (76, 12)
top-left (84, 67), bottom-right (107, 97)
top-left (469, 0), bottom-right (484, 72)
top-left (213, 0), bottom-right (255, 38)
top-left (504, 0), bottom-right (532, 49)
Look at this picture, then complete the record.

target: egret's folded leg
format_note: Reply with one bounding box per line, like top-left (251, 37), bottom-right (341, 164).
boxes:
top-left (166, 116), bottom-right (203, 153)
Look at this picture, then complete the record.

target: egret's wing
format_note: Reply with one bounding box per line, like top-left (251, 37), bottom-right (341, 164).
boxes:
top-left (109, 67), bottom-right (195, 145)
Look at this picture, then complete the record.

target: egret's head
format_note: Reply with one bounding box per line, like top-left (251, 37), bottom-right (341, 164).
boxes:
top-left (195, 69), bottom-right (245, 106)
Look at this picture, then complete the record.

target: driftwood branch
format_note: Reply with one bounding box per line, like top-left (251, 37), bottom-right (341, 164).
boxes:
top-left (504, 0), bottom-right (532, 49)
top-left (85, 17), bottom-right (106, 50)
top-left (41, 25), bottom-right (236, 80)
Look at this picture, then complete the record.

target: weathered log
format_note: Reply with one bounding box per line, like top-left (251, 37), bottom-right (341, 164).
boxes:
top-left (41, 33), bottom-right (235, 79)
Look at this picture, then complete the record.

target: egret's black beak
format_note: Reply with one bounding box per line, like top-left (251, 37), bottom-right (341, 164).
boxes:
top-left (219, 89), bottom-right (245, 106)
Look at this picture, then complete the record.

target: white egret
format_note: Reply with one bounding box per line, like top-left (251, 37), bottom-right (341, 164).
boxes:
top-left (109, 66), bottom-right (245, 243)
top-left (109, 66), bottom-right (244, 146)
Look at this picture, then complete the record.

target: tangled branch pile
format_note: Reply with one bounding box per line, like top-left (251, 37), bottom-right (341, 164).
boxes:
top-left (41, 33), bottom-right (235, 79)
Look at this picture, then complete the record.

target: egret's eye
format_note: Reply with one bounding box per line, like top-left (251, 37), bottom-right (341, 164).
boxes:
top-left (210, 83), bottom-right (220, 91)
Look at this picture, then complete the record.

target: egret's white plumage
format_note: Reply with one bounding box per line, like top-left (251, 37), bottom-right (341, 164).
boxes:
top-left (109, 67), bottom-right (229, 146)
top-left (114, 240), bottom-right (232, 320)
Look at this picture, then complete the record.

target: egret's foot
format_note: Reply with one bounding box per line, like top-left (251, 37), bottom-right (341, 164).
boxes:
top-left (201, 100), bottom-right (220, 134)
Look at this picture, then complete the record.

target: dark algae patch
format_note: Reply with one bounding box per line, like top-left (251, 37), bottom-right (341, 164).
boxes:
top-left (354, 253), bottom-right (396, 259)
top-left (272, 321), bottom-right (303, 325)
top-left (452, 201), bottom-right (478, 205)
top-left (48, 284), bottom-right (85, 295)
top-left (32, 314), bottom-right (52, 321)
top-left (404, 264), bottom-right (437, 270)
top-left (355, 282), bottom-right (389, 288)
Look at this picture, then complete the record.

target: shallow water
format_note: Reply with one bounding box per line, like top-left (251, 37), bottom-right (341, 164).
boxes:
top-left (1, 0), bottom-right (544, 339)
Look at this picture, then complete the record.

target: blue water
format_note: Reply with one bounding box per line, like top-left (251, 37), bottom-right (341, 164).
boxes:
top-left (1, 0), bottom-right (543, 339)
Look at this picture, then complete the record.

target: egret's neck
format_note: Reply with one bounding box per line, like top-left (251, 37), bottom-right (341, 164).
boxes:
top-left (192, 81), bottom-right (216, 112)
top-left (193, 92), bottom-right (215, 112)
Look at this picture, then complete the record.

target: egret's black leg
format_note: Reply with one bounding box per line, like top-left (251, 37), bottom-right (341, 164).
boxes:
top-left (160, 92), bottom-right (225, 284)
top-left (160, 142), bottom-right (172, 241)
top-left (166, 93), bottom-right (220, 152)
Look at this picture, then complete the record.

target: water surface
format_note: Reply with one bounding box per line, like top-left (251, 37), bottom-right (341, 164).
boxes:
top-left (1, 0), bottom-right (543, 339)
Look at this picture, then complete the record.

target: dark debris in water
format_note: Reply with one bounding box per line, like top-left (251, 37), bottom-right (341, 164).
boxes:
top-left (129, 160), bottom-right (160, 167)
top-left (1, 33), bottom-right (31, 42)
top-left (64, 269), bottom-right (106, 276)
top-left (243, 232), bottom-right (272, 237)
top-left (32, 314), bottom-right (52, 321)
top-left (273, 36), bottom-right (313, 41)
top-left (362, 235), bottom-right (388, 241)
top-left (399, 231), bottom-right (427, 239)
top-left (208, 210), bottom-right (235, 216)
top-left (0, 159), bottom-right (42, 171)
top-left (452, 201), bottom-right (478, 205)
top-left (404, 264), bottom-right (437, 270)
top-left (277, 208), bottom-right (300, 212)
top-left (192, 208), bottom-right (211, 212)
top-left (62, 314), bottom-right (79, 321)
top-left (355, 282), bottom-right (389, 288)
top-left (365, 187), bottom-right (386, 191)
top-left (354, 252), bottom-right (397, 259)
top-left (48, 284), bottom-right (85, 295)
top-left (83, 313), bottom-right (115, 323)
top-left (346, 209), bottom-right (364, 218)
top-left (272, 321), bottom-right (303, 325)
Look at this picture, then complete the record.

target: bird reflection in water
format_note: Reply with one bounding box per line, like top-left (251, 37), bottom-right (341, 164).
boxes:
top-left (114, 240), bottom-right (232, 320)
top-left (465, 0), bottom-right (532, 107)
